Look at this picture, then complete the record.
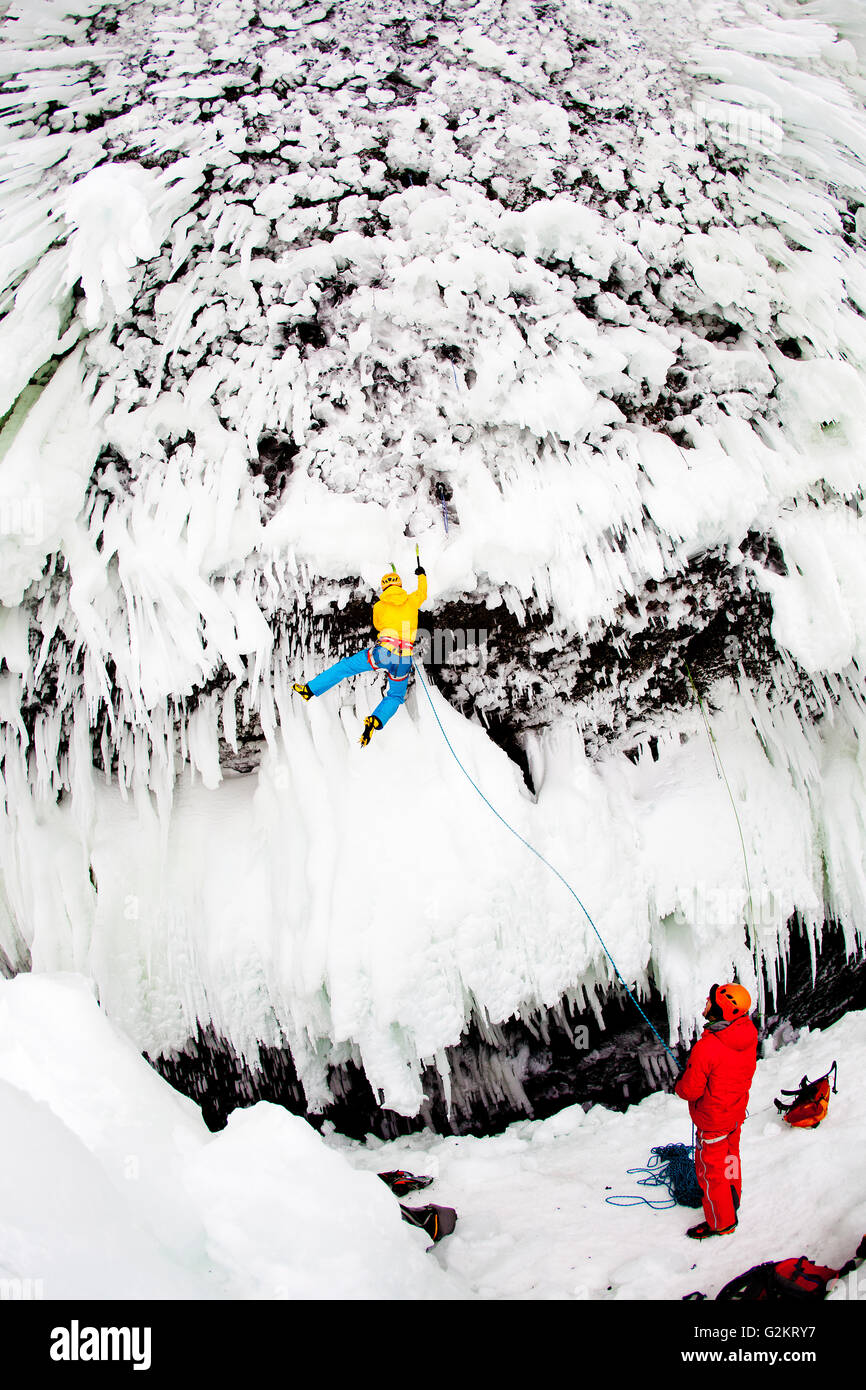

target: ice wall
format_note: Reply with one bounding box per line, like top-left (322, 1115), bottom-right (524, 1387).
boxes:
top-left (1, 0), bottom-right (865, 1119)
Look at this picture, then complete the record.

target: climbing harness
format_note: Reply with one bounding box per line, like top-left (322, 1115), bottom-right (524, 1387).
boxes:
top-left (367, 646), bottom-right (412, 674)
top-left (377, 636), bottom-right (415, 654)
top-left (366, 646), bottom-right (411, 676)
top-left (605, 1142), bottom-right (703, 1210)
top-left (413, 662), bottom-right (680, 1069)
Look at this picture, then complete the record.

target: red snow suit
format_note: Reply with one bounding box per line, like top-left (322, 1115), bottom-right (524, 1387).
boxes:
top-left (675, 1016), bottom-right (758, 1231)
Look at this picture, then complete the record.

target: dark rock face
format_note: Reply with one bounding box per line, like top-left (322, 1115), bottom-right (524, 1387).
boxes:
top-left (414, 547), bottom-right (781, 774)
top-left (151, 918), bottom-right (866, 1139)
top-left (762, 921), bottom-right (866, 1037)
top-left (202, 540), bottom-right (783, 792)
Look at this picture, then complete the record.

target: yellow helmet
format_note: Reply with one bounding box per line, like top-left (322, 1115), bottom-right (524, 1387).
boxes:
top-left (381, 572), bottom-right (401, 590)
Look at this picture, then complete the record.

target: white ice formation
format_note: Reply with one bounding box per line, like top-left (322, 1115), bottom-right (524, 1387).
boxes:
top-left (1, 0), bottom-right (865, 1120)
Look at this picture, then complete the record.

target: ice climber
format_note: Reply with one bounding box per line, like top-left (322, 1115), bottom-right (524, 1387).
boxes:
top-left (674, 982), bottom-right (758, 1240)
top-left (292, 558), bottom-right (427, 746)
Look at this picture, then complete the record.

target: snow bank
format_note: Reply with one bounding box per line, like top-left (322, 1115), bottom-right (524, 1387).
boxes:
top-left (0, 973), bottom-right (454, 1300)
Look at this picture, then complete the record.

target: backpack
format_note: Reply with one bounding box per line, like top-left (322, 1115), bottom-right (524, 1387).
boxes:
top-left (399, 1203), bottom-right (458, 1243)
top-left (710, 1235), bottom-right (866, 1302)
top-left (378, 1170), bottom-right (434, 1197)
top-left (774, 1061), bottom-right (837, 1129)
top-left (716, 1256), bottom-right (841, 1301)
top-left (683, 1236), bottom-right (866, 1302)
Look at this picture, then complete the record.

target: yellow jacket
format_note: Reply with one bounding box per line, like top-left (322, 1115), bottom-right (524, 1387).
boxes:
top-left (372, 574), bottom-right (427, 652)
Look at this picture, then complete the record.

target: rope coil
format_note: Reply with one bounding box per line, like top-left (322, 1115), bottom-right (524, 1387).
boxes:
top-left (605, 1143), bottom-right (703, 1210)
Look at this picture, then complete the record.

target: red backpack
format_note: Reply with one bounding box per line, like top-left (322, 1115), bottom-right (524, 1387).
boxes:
top-left (715, 1256), bottom-right (838, 1301)
top-left (681, 1236), bottom-right (866, 1302)
top-left (714, 1237), bottom-right (866, 1301)
top-left (774, 1061), bottom-right (837, 1129)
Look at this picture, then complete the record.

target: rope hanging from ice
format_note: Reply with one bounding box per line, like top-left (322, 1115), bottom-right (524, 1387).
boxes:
top-left (685, 664), bottom-right (756, 945)
top-left (413, 662), bottom-right (681, 1068)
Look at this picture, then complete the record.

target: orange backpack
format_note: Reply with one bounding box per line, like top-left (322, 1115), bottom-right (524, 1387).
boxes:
top-left (774, 1061), bottom-right (837, 1129)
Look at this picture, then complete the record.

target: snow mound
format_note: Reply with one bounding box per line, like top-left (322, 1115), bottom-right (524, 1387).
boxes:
top-left (0, 973), bottom-right (454, 1300)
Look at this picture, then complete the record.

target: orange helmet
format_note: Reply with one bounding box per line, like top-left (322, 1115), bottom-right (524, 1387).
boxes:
top-left (710, 982), bottom-right (752, 1022)
top-left (381, 571), bottom-right (401, 590)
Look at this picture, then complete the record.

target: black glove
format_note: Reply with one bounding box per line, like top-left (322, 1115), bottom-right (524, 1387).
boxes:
top-left (415, 564), bottom-right (425, 576)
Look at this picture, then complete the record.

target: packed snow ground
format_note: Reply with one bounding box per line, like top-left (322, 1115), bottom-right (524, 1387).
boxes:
top-left (1, 972), bottom-right (863, 1301)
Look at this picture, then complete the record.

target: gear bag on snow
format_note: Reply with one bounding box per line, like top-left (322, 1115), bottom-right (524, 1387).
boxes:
top-left (717, 1256), bottom-right (842, 1301)
top-left (718, 1234), bottom-right (866, 1301)
top-left (774, 1061), bottom-right (837, 1129)
top-left (378, 1170), bottom-right (434, 1197)
top-left (399, 1203), bottom-right (458, 1243)
top-left (684, 1235), bottom-right (866, 1302)
top-left (377, 1170), bottom-right (457, 1243)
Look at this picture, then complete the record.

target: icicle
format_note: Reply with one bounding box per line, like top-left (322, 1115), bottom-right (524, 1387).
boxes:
top-left (187, 699), bottom-right (221, 790)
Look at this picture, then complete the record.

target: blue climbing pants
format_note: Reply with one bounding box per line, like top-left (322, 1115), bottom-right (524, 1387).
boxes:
top-left (307, 645), bottom-right (413, 727)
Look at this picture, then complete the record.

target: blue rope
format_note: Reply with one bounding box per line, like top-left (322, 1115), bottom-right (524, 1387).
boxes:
top-left (412, 663), bottom-right (681, 1068)
top-left (605, 1143), bottom-right (703, 1210)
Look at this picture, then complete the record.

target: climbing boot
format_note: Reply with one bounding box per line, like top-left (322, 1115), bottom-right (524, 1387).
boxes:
top-left (359, 715), bottom-right (382, 748)
top-left (686, 1221), bottom-right (737, 1240)
top-left (293, 682), bottom-right (313, 701)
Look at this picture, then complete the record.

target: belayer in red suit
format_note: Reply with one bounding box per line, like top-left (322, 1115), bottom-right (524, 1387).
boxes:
top-left (675, 982), bottom-right (758, 1240)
